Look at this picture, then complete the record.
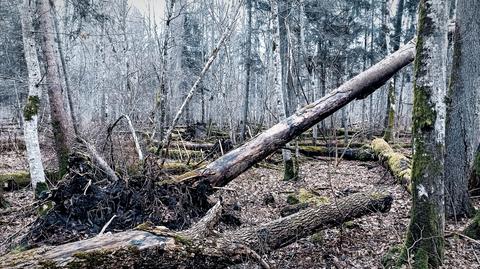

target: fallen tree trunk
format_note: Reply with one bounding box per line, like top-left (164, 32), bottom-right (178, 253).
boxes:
top-left (0, 171), bottom-right (30, 189)
top-left (170, 141), bottom-right (215, 151)
top-left (175, 40), bottom-right (416, 188)
top-left (371, 138), bottom-right (411, 192)
top-left (290, 145), bottom-right (377, 161)
top-left (0, 192), bottom-right (392, 268)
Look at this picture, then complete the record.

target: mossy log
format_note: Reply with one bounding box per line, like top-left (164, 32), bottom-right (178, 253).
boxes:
top-left (170, 142), bottom-right (215, 151)
top-left (371, 138), bottom-right (412, 192)
top-left (464, 210), bottom-right (480, 240)
top-left (0, 171), bottom-right (31, 189)
top-left (282, 188), bottom-right (330, 217)
top-left (291, 146), bottom-right (377, 161)
top-left (1, 170), bottom-right (62, 191)
top-left (0, 192), bottom-right (392, 268)
top-left (147, 147), bottom-right (206, 159)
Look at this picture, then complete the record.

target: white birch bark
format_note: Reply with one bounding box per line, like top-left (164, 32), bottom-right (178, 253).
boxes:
top-left (19, 0), bottom-right (46, 190)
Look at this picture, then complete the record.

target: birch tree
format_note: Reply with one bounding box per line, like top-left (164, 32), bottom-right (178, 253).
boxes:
top-left (19, 0), bottom-right (47, 197)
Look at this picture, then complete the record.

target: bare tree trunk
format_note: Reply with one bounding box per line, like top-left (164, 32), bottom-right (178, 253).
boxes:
top-left (153, 0), bottom-right (175, 140)
top-left (444, 0), bottom-right (479, 218)
top-left (400, 0), bottom-right (448, 267)
top-left (37, 0), bottom-right (76, 175)
top-left (50, 0), bottom-right (78, 134)
top-left (276, 0), bottom-right (298, 181)
top-left (175, 39), bottom-right (416, 189)
top-left (383, 0), bottom-right (405, 142)
top-left (19, 0), bottom-right (47, 196)
top-left (240, 0), bottom-right (253, 143)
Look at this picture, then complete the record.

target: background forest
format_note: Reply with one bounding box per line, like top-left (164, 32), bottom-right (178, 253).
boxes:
top-left (1, 0), bottom-right (479, 268)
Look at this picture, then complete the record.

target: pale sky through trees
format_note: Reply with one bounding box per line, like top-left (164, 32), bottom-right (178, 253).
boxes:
top-left (129, 0), bottom-right (166, 22)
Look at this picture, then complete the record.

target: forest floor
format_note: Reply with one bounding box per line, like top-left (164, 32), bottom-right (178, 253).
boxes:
top-left (1, 148), bottom-right (480, 268)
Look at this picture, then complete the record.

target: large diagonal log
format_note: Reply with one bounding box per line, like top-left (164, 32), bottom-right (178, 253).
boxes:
top-left (0, 192), bottom-right (392, 268)
top-left (177, 40), bottom-right (416, 188)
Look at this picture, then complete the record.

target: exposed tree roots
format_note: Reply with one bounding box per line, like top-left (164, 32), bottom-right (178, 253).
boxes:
top-left (1, 191), bottom-right (393, 268)
top-left (19, 153), bottom-right (214, 248)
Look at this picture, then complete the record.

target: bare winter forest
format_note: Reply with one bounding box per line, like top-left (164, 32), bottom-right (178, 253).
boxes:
top-left (0, 0), bottom-right (480, 268)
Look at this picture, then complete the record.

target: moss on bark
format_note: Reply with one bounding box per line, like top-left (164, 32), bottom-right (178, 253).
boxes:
top-left (383, 82), bottom-right (396, 142)
top-left (283, 155), bottom-right (298, 181)
top-left (464, 210), bottom-right (480, 239)
top-left (23, 96), bottom-right (40, 121)
top-left (0, 171), bottom-right (31, 188)
top-left (371, 138), bottom-right (411, 191)
top-left (35, 181), bottom-right (49, 200)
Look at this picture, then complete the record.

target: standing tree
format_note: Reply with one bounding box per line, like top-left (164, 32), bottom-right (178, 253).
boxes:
top-left (383, 0), bottom-right (405, 142)
top-left (240, 0), bottom-right (253, 142)
top-left (444, 0), bottom-right (480, 218)
top-left (37, 0), bottom-right (76, 175)
top-left (276, 0), bottom-right (298, 181)
top-left (19, 0), bottom-right (47, 197)
top-left (400, 0), bottom-right (449, 267)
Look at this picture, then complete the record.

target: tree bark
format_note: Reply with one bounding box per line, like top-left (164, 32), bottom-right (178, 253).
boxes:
top-left (383, 0), bottom-right (405, 142)
top-left (290, 145), bottom-right (377, 161)
top-left (175, 39), bottom-right (416, 189)
top-left (400, 0), bottom-right (448, 267)
top-left (371, 138), bottom-right (411, 192)
top-left (19, 0), bottom-right (47, 194)
top-left (444, 0), bottom-right (479, 218)
top-left (275, 0), bottom-right (298, 181)
top-left (0, 192), bottom-right (392, 268)
top-left (239, 0), bottom-right (253, 143)
top-left (37, 0), bottom-right (76, 175)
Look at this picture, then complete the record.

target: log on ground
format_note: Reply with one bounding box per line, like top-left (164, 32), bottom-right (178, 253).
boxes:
top-left (292, 145), bottom-right (377, 161)
top-left (371, 138), bottom-right (411, 192)
top-left (173, 40), bottom-right (416, 189)
top-left (0, 191), bottom-right (393, 268)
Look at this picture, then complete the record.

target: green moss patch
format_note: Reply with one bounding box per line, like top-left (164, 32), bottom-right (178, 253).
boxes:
top-left (23, 95), bottom-right (40, 121)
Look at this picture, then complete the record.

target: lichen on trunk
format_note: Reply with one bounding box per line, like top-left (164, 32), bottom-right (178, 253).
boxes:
top-left (397, 0), bottom-right (448, 267)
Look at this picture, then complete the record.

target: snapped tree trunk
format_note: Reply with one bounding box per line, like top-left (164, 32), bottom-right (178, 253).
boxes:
top-left (175, 39), bottom-right (416, 189)
top-left (19, 0), bottom-right (47, 196)
top-left (0, 192), bottom-right (392, 268)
